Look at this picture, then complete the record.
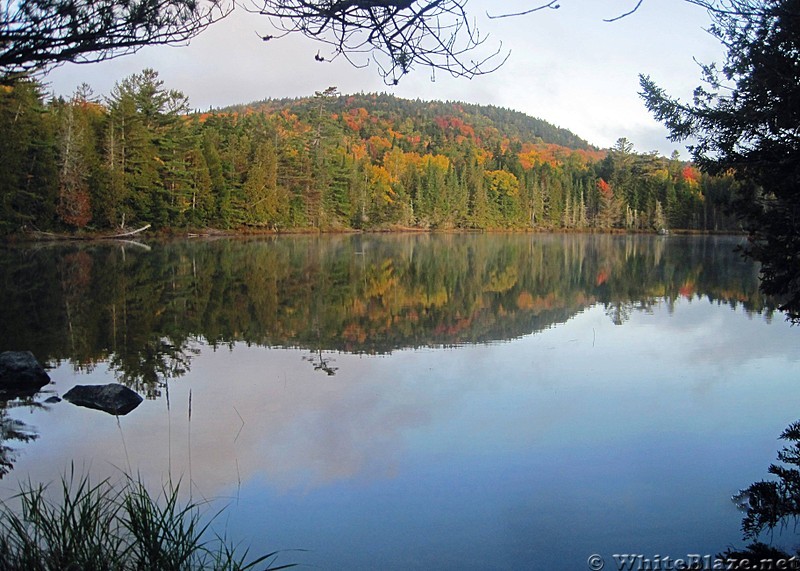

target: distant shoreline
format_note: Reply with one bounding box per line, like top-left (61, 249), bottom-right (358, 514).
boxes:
top-left (4, 226), bottom-right (746, 244)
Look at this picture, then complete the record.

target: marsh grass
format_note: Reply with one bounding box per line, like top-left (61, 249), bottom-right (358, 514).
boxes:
top-left (0, 466), bottom-right (296, 571)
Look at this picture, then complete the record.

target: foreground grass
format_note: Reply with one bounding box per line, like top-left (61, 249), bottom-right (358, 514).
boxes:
top-left (0, 467), bottom-right (296, 571)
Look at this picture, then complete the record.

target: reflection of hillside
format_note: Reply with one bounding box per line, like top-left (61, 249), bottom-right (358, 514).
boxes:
top-left (0, 235), bottom-right (771, 388)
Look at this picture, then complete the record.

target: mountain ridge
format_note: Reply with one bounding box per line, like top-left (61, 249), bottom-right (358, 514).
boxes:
top-left (215, 91), bottom-right (596, 152)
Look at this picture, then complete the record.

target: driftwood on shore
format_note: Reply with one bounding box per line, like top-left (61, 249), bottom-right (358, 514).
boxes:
top-left (26, 224), bottom-right (151, 242)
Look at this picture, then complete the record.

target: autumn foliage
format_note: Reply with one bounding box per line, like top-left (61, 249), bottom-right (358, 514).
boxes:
top-left (681, 165), bottom-right (701, 186)
top-left (0, 73), bottom-right (740, 235)
top-left (597, 178), bottom-right (612, 198)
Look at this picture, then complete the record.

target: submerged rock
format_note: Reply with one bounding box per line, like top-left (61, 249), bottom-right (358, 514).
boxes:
top-left (63, 383), bottom-right (143, 416)
top-left (0, 351), bottom-right (50, 393)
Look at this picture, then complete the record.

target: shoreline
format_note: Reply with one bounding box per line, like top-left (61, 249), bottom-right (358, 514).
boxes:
top-left (4, 225), bottom-right (746, 244)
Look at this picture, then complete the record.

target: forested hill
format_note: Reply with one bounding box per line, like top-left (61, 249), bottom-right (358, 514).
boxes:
top-left (222, 92), bottom-right (595, 152)
top-left (1, 70), bottom-right (742, 234)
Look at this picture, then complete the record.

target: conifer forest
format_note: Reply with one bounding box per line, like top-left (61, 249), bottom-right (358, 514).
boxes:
top-left (0, 70), bottom-right (743, 235)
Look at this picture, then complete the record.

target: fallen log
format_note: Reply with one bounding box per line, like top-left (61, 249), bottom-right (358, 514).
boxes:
top-left (108, 224), bottom-right (151, 238)
top-left (25, 224), bottom-right (151, 241)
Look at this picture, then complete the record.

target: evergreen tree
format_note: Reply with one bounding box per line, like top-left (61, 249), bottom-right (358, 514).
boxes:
top-left (201, 128), bottom-right (230, 226)
top-left (239, 139), bottom-right (289, 228)
top-left (641, 0), bottom-right (800, 319)
top-left (0, 78), bottom-right (58, 233)
top-left (105, 69), bottom-right (193, 228)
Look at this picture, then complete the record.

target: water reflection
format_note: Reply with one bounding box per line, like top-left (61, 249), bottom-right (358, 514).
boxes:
top-left (0, 233), bottom-right (779, 485)
top-left (0, 234), bottom-right (772, 391)
top-left (0, 396), bottom-right (42, 478)
top-left (718, 420), bottom-right (800, 567)
top-left (0, 234), bottom-right (793, 568)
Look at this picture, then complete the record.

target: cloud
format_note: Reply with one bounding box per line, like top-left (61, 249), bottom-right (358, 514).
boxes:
top-left (45, 1), bottom-right (725, 155)
top-left (8, 298), bottom-right (798, 502)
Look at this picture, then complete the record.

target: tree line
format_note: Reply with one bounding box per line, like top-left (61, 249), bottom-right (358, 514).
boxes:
top-left (0, 70), bottom-right (744, 235)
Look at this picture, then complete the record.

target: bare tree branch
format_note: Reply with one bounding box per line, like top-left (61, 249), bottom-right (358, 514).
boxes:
top-left (1, 0), bottom-right (771, 86)
top-left (247, 0), bottom-right (509, 84)
top-left (604, 0), bottom-right (644, 22)
top-left (0, 0), bottom-right (232, 77)
top-left (486, 1), bottom-right (561, 20)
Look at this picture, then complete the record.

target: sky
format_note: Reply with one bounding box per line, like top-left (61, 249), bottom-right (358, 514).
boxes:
top-left (43, 0), bottom-right (726, 157)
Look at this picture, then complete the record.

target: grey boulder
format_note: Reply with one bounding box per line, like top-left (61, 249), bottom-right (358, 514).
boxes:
top-left (0, 351), bottom-right (50, 393)
top-left (63, 383), bottom-right (143, 416)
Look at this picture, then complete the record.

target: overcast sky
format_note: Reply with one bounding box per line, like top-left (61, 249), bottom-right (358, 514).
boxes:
top-left (44, 0), bottom-right (725, 157)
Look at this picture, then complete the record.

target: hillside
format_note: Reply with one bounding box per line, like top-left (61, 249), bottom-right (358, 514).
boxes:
top-left (223, 92), bottom-right (595, 152)
top-left (0, 70), bottom-right (741, 234)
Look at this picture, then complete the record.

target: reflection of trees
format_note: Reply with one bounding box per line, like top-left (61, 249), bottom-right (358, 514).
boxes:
top-left (109, 338), bottom-right (200, 399)
top-left (718, 421), bottom-right (800, 566)
top-left (0, 399), bottom-right (40, 478)
top-left (0, 235), bottom-right (774, 387)
top-left (605, 302), bottom-right (632, 326)
top-left (734, 421), bottom-right (800, 542)
top-left (303, 349), bottom-right (338, 376)
top-left (604, 300), bottom-right (658, 325)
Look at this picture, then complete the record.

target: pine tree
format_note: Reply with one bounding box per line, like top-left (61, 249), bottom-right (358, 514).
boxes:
top-left (641, 0), bottom-right (800, 319)
top-left (0, 78), bottom-right (58, 232)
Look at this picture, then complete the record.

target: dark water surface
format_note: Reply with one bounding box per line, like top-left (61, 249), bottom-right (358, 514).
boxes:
top-left (1, 233), bottom-right (798, 569)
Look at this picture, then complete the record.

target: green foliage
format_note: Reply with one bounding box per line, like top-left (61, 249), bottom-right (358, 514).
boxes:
top-left (726, 417), bottom-right (800, 568)
top-left (0, 467), bottom-right (295, 570)
top-left (640, 0), bottom-right (800, 319)
top-left (238, 140), bottom-right (290, 228)
top-left (229, 93), bottom-right (594, 151)
top-left (0, 73), bottom-right (743, 235)
top-left (0, 79), bottom-right (58, 233)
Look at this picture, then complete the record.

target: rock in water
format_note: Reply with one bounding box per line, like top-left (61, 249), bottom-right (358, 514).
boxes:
top-left (63, 383), bottom-right (143, 416)
top-left (0, 351), bottom-right (50, 391)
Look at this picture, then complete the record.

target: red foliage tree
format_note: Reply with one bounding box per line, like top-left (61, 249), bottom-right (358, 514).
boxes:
top-left (597, 178), bottom-right (612, 198)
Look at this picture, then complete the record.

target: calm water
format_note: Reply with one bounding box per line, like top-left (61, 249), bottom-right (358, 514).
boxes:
top-left (1, 233), bottom-right (798, 569)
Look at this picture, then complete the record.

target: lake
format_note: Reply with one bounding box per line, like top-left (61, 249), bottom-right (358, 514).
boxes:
top-left (1, 233), bottom-right (798, 569)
